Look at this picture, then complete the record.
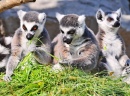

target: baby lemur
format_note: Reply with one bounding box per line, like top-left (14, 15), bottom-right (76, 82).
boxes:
top-left (3, 10), bottom-right (51, 81)
top-left (52, 13), bottom-right (99, 71)
top-left (96, 8), bottom-right (130, 77)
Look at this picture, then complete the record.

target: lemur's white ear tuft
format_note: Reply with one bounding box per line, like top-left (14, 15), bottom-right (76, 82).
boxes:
top-left (78, 15), bottom-right (86, 24)
top-left (116, 8), bottom-right (122, 18)
top-left (38, 12), bottom-right (46, 23)
top-left (96, 8), bottom-right (105, 21)
top-left (56, 12), bottom-right (65, 22)
top-left (17, 10), bottom-right (26, 20)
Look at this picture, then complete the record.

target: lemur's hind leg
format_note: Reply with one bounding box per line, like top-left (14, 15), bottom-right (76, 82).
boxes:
top-left (105, 55), bottom-right (122, 77)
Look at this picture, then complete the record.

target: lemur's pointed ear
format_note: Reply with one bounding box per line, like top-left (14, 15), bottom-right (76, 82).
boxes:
top-left (96, 9), bottom-right (105, 21)
top-left (116, 8), bottom-right (122, 18)
top-left (78, 15), bottom-right (86, 25)
top-left (17, 10), bottom-right (26, 20)
top-left (56, 12), bottom-right (65, 22)
top-left (38, 12), bottom-right (46, 23)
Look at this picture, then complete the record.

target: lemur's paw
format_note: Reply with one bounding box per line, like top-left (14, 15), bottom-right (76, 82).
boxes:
top-left (122, 59), bottom-right (130, 76)
top-left (125, 66), bottom-right (130, 74)
top-left (30, 47), bottom-right (36, 52)
top-left (123, 76), bottom-right (130, 84)
top-left (125, 59), bottom-right (130, 66)
top-left (122, 66), bottom-right (130, 76)
top-left (59, 59), bottom-right (71, 66)
top-left (52, 63), bottom-right (64, 72)
top-left (3, 75), bottom-right (12, 82)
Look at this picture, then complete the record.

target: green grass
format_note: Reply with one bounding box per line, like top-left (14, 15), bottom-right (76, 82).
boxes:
top-left (0, 53), bottom-right (130, 96)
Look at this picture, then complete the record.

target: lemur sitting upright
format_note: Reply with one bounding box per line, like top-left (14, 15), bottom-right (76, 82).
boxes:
top-left (0, 20), bottom-right (12, 70)
top-left (96, 8), bottom-right (130, 77)
top-left (3, 10), bottom-right (51, 81)
top-left (52, 13), bottom-right (99, 71)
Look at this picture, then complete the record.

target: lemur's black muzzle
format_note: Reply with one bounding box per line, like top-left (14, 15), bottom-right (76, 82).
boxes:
top-left (26, 33), bottom-right (34, 40)
top-left (63, 37), bottom-right (72, 44)
top-left (113, 21), bottom-right (120, 27)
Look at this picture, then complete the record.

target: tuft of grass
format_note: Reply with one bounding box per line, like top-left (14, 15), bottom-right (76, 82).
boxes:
top-left (0, 53), bottom-right (130, 96)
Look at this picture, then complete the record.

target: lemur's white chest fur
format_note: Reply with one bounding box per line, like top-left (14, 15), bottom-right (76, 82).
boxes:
top-left (21, 33), bottom-right (36, 55)
top-left (64, 38), bottom-right (87, 56)
top-left (102, 32), bottom-right (122, 57)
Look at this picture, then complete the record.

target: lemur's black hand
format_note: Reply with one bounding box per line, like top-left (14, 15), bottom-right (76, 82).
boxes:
top-left (59, 59), bottom-right (71, 66)
top-left (125, 59), bottom-right (130, 66)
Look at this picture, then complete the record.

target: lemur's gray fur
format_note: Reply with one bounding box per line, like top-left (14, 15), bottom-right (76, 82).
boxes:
top-left (96, 8), bottom-right (130, 79)
top-left (0, 20), bottom-right (12, 71)
top-left (52, 13), bottom-right (99, 71)
top-left (3, 10), bottom-right (51, 81)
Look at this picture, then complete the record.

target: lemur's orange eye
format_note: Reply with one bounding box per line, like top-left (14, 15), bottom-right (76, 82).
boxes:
top-left (22, 24), bottom-right (27, 31)
top-left (107, 17), bottom-right (114, 22)
top-left (33, 27), bottom-right (37, 30)
top-left (31, 25), bottom-right (38, 31)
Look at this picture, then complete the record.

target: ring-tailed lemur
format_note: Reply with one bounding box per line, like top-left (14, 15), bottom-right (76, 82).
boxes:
top-left (96, 8), bottom-right (130, 78)
top-left (52, 13), bottom-right (99, 71)
top-left (3, 10), bottom-right (51, 81)
top-left (0, 20), bottom-right (12, 71)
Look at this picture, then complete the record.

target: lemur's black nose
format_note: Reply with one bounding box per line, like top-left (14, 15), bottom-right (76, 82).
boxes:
top-left (26, 33), bottom-right (34, 40)
top-left (113, 21), bottom-right (120, 27)
top-left (63, 37), bottom-right (72, 44)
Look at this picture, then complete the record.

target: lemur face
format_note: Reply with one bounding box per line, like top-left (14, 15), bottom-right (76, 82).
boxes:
top-left (60, 26), bottom-right (76, 44)
top-left (17, 10), bottom-right (46, 40)
top-left (56, 13), bottom-right (86, 44)
top-left (96, 8), bottom-right (121, 31)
